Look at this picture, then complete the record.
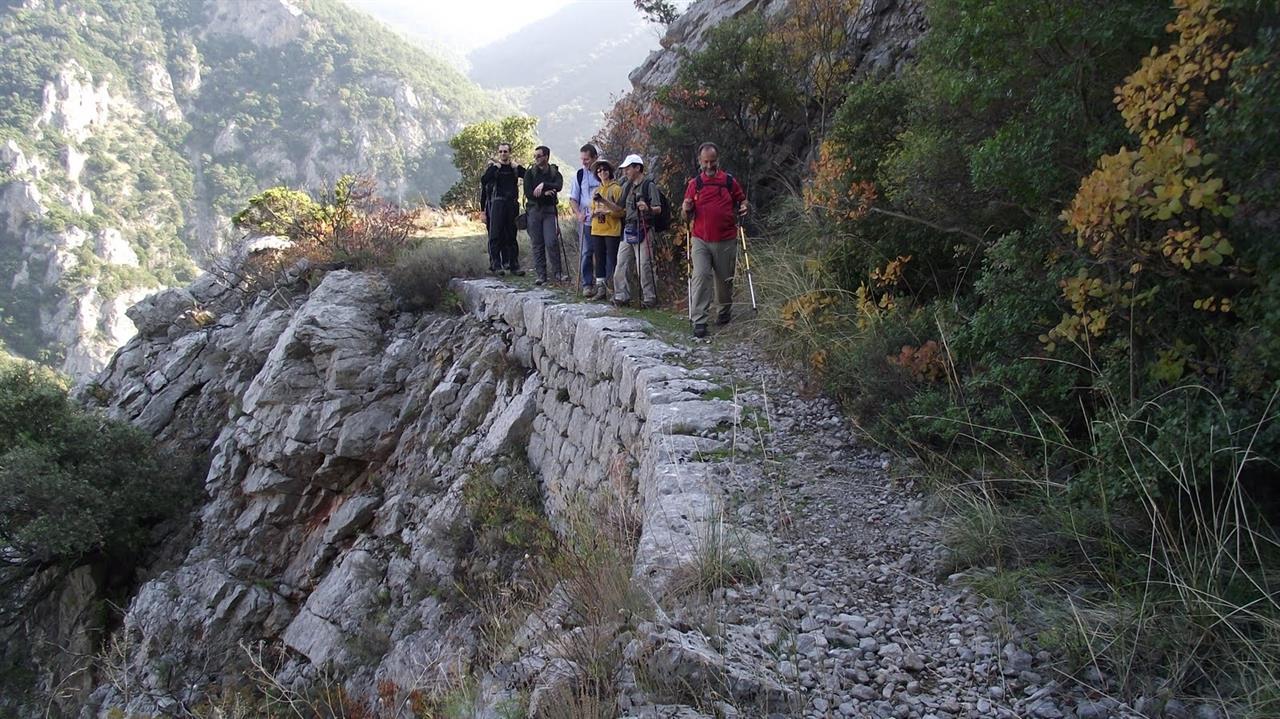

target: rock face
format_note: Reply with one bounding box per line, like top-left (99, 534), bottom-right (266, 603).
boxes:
top-left (0, 0), bottom-right (498, 376)
top-left (622, 0), bottom-right (926, 203)
top-left (49, 266), bottom-right (744, 716)
top-left (629, 0), bottom-right (926, 91)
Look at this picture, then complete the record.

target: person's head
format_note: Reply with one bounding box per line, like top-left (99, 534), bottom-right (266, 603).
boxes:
top-left (593, 159), bottom-right (614, 181)
top-left (496, 142), bottom-right (512, 162)
top-left (580, 143), bottom-right (598, 169)
top-left (533, 145), bottom-right (550, 167)
top-left (697, 142), bottom-right (719, 175)
top-left (620, 154), bottom-right (645, 181)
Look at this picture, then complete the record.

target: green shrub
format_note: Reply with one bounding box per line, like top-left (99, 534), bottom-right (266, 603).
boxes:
top-left (456, 459), bottom-right (557, 596)
top-left (0, 361), bottom-right (193, 571)
top-left (387, 239), bottom-right (488, 311)
top-left (232, 186), bottom-right (320, 237)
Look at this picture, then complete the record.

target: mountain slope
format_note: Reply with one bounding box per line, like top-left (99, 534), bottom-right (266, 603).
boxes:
top-left (467, 1), bottom-right (660, 157)
top-left (0, 0), bottom-right (503, 375)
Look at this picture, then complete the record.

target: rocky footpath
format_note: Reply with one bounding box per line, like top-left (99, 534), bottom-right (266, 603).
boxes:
top-left (610, 334), bottom-right (1212, 719)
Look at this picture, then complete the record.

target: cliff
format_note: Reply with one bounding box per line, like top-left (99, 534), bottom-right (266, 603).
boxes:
top-left (3, 253), bottom-right (781, 716)
top-left (0, 0), bottom-right (502, 376)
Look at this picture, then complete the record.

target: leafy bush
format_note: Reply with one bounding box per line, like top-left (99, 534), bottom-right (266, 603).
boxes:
top-left (386, 239), bottom-right (489, 311)
top-left (233, 175), bottom-right (417, 273)
top-left (0, 361), bottom-right (192, 573)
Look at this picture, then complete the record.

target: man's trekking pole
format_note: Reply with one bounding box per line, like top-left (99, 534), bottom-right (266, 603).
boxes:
top-left (738, 225), bottom-right (757, 312)
top-left (640, 212), bottom-right (657, 304)
top-left (556, 215), bottom-right (573, 286)
top-left (685, 222), bottom-right (694, 321)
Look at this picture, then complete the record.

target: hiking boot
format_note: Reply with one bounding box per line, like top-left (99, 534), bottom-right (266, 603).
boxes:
top-left (612, 297), bottom-right (628, 307)
top-left (642, 300), bottom-right (658, 309)
top-left (494, 269), bottom-right (506, 277)
top-left (593, 284), bottom-right (608, 301)
top-left (512, 269), bottom-right (526, 276)
top-left (557, 274), bottom-right (570, 282)
top-left (534, 277), bottom-right (545, 286)
top-left (717, 308), bottom-right (732, 325)
top-left (580, 285), bottom-right (593, 297)
top-left (693, 323), bottom-right (708, 338)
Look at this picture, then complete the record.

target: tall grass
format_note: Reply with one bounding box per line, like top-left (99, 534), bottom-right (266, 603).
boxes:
top-left (934, 381), bottom-right (1280, 715)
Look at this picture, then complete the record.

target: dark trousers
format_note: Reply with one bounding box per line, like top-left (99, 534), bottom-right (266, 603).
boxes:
top-left (486, 199), bottom-right (519, 271)
top-left (579, 221), bottom-right (594, 288)
top-left (527, 205), bottom-right (561, 280)
top-left (589, 233), bottom-right (621, 281)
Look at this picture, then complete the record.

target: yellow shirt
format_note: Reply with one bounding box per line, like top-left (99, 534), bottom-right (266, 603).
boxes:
top-left (590, 180), bottom-right (624, 237)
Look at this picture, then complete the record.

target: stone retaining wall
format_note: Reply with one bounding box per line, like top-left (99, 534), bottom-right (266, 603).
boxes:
top-left (454, 279), bottom-right (739, 598)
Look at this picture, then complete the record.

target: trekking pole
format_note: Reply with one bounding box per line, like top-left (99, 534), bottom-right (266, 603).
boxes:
top-left (685, 222), bottom-right (694, 321)
top-left (640, 212), bottom-right (656, 305)
top-left (738, 225), bottom-right (757, 312)
top-left (556, 214), bottom-right (573, 286)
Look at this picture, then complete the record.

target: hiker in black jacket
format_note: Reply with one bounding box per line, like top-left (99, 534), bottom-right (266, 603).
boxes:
top-left (524, 145), bottom-right (565, 284)
top-left (480, 142), bottom-right (525, 275)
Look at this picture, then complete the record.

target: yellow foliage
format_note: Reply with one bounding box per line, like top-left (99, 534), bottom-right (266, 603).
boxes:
top-left (1049, 0), bottom-right (1242, 350)
top-left (804, 139), bottom-right (878, 220)
top-left (779, 290), bottom-right (838, 330)
top-left (1116, 0), bottom-right (1237, 144)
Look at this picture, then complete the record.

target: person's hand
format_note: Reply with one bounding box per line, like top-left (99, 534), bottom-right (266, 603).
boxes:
top-left (682, 199), bottom-right (693, 216)
top-left (738, 200), bottom-right (750, 216)
top-left (534, 182), bottom-right (544, 197)
top-left (637, 200), bottom-right (649, 213)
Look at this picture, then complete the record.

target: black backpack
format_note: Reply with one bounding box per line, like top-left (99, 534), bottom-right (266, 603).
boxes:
top-left (694, 171), bottom-right (738, 197)
top-left (623, 178), bottom-right (673, 232)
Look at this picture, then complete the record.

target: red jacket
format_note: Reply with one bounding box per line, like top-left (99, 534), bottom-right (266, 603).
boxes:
top-left (683, 170), bottom-right (745, 242)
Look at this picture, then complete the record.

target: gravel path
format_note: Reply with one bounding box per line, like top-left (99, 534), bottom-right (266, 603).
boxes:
top-left (668, 332), bottom-right (1131, 719)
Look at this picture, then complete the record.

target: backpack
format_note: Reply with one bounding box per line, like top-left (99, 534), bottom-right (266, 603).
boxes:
top-left (623, 178), bottom-right (672, 232)
top-left (694, 171), bottom-right (738, 197)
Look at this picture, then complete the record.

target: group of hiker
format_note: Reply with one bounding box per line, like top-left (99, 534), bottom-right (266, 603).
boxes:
top-left (479, 141), bottom-right (748, 338)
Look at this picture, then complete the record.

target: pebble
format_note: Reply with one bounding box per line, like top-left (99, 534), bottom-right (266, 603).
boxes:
top-left (654, 341), bottom-right (1207, 718)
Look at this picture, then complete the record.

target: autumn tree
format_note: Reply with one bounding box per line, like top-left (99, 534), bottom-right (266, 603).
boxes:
top-left (653, 14), bottom-right (803, 202)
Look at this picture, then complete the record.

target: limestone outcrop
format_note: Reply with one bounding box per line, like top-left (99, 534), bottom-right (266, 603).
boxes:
top-left (13, 262), bottom-right (767, 716)
top-left (630, 0), bottom-right (926, 92)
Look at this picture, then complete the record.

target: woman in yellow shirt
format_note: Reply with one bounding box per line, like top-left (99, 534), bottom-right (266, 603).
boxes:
top-left (588, 159), bottom-right (625, 300)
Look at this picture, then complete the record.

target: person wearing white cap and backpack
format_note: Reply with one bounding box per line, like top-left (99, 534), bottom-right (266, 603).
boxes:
top-left (612, 154), bottom-right (661, 307)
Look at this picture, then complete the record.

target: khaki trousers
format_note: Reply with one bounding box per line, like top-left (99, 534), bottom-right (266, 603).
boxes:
top-left (691, 236), bottom-right (737, 326)
top-left (613, 231), bottom-right (657, 304)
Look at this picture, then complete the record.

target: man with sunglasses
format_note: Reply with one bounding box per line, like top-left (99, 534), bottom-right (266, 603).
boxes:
top-left (480, 142), bottom-right (526, 276)
top-left (523, 145), bottom-right (565, 284)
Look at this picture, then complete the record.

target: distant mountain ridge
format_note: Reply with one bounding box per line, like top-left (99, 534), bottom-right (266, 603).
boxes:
top-left (467, 1), bottom-right (661, 158)
top-left (0, 0), bottom-right (502, 376)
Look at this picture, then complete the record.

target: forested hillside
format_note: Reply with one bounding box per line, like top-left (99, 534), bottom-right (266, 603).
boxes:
top-left (617, 0), bottom-right (1280, 712)
top-left (0, 0), bottom-right (501, 375)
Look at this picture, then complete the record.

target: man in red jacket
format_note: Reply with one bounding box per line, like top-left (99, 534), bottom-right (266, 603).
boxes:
top-left (681, 142), bottom-right (749, 338)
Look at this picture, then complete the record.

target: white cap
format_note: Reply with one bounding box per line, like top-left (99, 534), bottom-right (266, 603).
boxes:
top-left (619, 154), bottom-right (644, 169)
